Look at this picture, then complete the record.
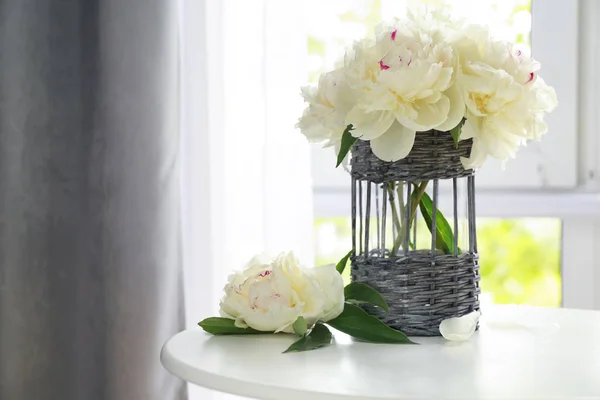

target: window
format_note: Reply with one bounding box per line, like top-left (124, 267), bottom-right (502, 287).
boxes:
top-left (302, 0), bottom-right (590, 308)
top-left (315, 217), bottom-right (561, 307)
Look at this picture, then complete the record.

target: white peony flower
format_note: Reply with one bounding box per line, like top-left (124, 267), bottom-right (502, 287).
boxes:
top-left (219, 252), bottom-right (344, 333)
top-left (453, 30), bottom-right (558, 169)
top-left (343, 14), bottom-right (465, 162)
top-left (296, 11), bottom-right (557, 170)
top-left (296, 69), bottom-right (355, 150)
top-left (307, 264), bottom-right (345, 321)
top-left (439, 311), bottom-right (481, 341)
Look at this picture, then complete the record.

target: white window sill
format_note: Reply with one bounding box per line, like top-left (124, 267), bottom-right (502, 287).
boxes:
top-left (313, 189), bottom-right (600, 219)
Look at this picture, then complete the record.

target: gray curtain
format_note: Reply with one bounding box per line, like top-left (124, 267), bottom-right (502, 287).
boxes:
top-left (0, 1), bottom-right (187, 400)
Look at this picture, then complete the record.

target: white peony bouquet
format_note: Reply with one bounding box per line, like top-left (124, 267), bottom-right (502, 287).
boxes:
top-left (297, 10), bottom-right (557, 169)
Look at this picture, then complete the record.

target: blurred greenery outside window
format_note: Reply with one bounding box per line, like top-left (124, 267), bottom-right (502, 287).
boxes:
top-left (306, 0), bottom-right (562, 307)
top-left (314, 218), bottom-right (562, 307)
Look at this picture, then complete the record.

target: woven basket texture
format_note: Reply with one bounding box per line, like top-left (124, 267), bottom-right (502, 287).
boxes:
top-left (350, 129), bottom-right (474, 182)
top-left (352, 251), bottom-right (480, 336)
top-left (349, 129), bottom-right (480, 336)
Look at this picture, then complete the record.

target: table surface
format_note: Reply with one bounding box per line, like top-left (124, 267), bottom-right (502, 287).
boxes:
top-left (161, 305), bottom-right (600, 400)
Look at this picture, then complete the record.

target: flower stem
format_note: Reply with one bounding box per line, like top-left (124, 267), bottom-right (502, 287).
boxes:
top-left (397, 182), bottom-right (405, 222)
top-left (387, 182), bottom-right (402, 235)
top-left (409, 181), bottom-right (429, 227)
top-left (390, 180), bottom-right (429, 255)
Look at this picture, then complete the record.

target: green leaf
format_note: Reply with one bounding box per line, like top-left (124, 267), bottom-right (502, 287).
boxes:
top-left (419, 192), bottom-right (455, 254)
top-left (198, 317), bottom-right (265, 335)
top-left (338, 302), bottom-right (372, 318)
top-left (344, 282), bottom-right (390, 312)
top-left (283, 323), bottom-right (333, 353)
top-left (450, 118), bottom-right (467, 148)
top-left (336, 249), bottom-right (353, 274)
top-left (326, 304), bottom-right (415, 344)
top-left (292, 316), bottom-right (308, 336)
top-left (336, 125), bottom-right (357, 167)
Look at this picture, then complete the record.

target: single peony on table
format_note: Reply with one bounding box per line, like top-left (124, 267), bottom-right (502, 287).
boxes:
top-left (199, 251), bottom-right (480, 352)
top-left (199, 251), bottom-right (417, 353)
top-left (219, 253), bottom-right (345, 333)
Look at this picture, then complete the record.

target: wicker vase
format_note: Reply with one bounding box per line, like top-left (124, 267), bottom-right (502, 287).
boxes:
top-left (349, 130), bottom-right (481, 336)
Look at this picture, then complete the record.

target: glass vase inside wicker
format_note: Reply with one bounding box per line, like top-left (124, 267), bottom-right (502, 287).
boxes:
top-left (350, 130), bottom-right (481, 336)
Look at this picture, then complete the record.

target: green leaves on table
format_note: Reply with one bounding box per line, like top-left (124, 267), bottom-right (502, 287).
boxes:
top-left (283, 323), bottom-right (333, 353)
top-left (336, 249), bottom-right (353, 274)
top-left (419, 192), bottom-right (456, 254)
top-left (198, 317), bottom-right (264, 335)
top-left (326, 303), bottom-right (415, 344)
top-left (336, 125), bottom-right (357, 167)
top-left (344, 282), bottom-right (390, 312)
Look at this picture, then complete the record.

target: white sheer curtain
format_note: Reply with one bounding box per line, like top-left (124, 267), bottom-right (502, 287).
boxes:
top-left (180, 1), bottom-right (313, 398)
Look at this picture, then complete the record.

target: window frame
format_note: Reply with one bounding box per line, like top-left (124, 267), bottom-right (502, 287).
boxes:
top-left (304, 0), bottom-right (600, 309)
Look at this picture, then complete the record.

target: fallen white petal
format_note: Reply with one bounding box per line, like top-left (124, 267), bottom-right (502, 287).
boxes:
top-left (439, 311), bottom-right (481, 341)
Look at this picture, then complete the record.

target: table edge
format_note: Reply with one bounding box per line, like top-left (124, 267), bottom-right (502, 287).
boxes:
top-left (161, 334), bottom-right (380, 400)
top-left (161, 307), bottom-right (600, 400)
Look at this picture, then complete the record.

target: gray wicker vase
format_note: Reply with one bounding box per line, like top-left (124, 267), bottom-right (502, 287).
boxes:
top-left (350, 130), bottom-right (481, 336)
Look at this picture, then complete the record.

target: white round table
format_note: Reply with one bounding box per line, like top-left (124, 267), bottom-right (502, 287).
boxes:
top-left (161, 305), bottom-right (600, 400)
